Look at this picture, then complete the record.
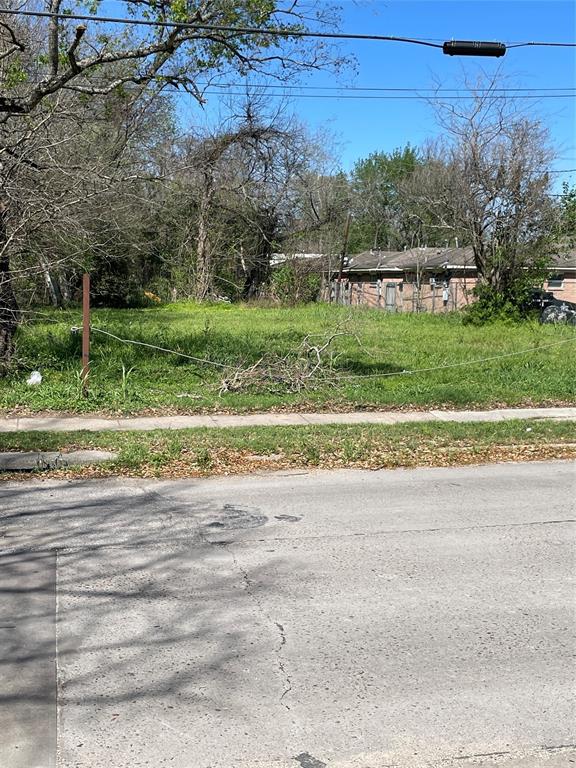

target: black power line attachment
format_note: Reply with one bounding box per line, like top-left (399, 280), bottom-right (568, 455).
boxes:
top-left (443, 40), bottom-right (507, 57)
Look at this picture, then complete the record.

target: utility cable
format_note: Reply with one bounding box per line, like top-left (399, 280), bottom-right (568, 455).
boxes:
top-left (0, 8), bottom-right (443, 47)
top-left (16, 77), bottom-right (575, 99)
top-left (10, 69), bottom-right (576, 93)
top-left (197, 83), bottom-right (576, 92)
top-left (6, 310), bottom-right (574, 382)
top-left (198, 91), bottom-right (576, 100)
top-left (0, 8), bottom-right (575, 49)
top-left (85, 324), bottom-right (576, 382)
top-left (507, 41), bottom-right (576, 48)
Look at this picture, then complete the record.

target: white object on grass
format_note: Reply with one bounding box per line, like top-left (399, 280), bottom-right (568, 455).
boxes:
top-left (26, 371), bottom-right (42, 386)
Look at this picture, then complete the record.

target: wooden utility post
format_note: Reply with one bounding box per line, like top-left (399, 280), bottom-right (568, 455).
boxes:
top-left (81, 273), bottom-right (90, 397)
top-left (336, 213), bottom-right (352, 304)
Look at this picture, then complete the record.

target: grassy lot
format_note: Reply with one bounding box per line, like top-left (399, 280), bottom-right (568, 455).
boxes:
top-left (2, 301), bottom-right (575, 414)
top-left (0, 420), bottom-right (574, 479)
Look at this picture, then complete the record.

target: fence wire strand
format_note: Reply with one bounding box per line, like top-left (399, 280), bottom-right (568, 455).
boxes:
top-left (5, 310), bottom-right (575, 385)
top-left (87, 324), bottom-right (576, 383)
top-left (333, 335), bottom-right (576, 382)
top-left (90, 326), bottom-right (232, 369)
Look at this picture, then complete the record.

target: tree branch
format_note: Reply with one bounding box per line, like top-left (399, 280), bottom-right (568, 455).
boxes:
top-left (67, 25), bottom-right (86, 74)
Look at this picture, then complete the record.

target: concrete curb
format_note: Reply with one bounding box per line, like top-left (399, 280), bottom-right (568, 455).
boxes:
top-left (0, 407), bottom-right (575, 433)
top-left (0, 450), bottom-right (118, 471)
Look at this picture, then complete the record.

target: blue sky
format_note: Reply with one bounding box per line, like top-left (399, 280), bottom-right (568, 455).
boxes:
top-left (95, 0), bottom-right (575, 187)
top-left (181, 0), bottom-right (576, 190)
top-left (308, 1), bottom-right (575, 170)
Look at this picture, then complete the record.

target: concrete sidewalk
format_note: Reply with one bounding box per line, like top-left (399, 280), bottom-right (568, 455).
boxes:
top-left (1, 406), bottom-right (575, 433)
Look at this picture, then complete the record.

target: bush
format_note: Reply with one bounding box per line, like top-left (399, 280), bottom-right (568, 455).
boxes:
top-left (463, 286), bottom-right (523, 325)
top-left (463, 277), bottom-right (543, 325)
top-left (268, 263), bottom-right (321, 305)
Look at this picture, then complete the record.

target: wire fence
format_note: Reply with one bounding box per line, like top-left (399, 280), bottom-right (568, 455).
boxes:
top-left (89, 324), bottom-right (576, 384)
top-left (5, 309), bottom-right (576, 387)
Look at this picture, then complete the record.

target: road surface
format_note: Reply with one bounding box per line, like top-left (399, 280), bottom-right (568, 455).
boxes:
top-left (1, 461), bottom-right (575, 768)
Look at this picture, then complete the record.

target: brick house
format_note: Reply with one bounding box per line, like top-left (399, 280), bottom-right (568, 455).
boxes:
top-left (323, 247), bottom-right (576, 312)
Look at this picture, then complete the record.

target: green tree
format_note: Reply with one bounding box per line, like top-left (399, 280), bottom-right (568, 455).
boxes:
top-left (557, 183), bottom-right (576, 247)
top-left (349, 145), bottom-right (420, 252)
top-left (404, 78), bottom-right (557, 310)
top-left (0, 0), bottom-right (344, 365)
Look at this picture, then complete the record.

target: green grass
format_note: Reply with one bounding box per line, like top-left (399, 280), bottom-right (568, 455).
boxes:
top-left (0, 420), bottom-right (574, 477)
top-left (2, 301), bottom-right (575, 414)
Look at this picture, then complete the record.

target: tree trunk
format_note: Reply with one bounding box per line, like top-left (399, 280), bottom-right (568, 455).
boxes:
top-left (59, 270), bottom-right (71, 304)
top-left (242, 211), bottom-right (277, 300)
top-left (0, 201), bottom-right (19, 370)
top-left (242, 254), bottom-right (269, 300)
top-left (194, 177), bottom-right (215, 301)
top-left (40, 255), bottom-right (64, 307)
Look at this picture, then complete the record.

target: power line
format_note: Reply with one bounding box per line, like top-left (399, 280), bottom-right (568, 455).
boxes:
top-left (15, 73), bottom-right (576, 98)
top-left (507, 41), bottom-right (576, 49)
top-left (90, 327), bottom-right (232, 370)
top-left (0, 8), bottom-right (442, 48)
top-left (14, 67), bottom-right (576, 93)
top-left (198, 90), bottom-right (576, 100)
top-left (202, 83), bottom-right (576, 93)
top-left (0, 8), bottom-right (575, 50)
top-left (83, 325), bottom-right (576, 384)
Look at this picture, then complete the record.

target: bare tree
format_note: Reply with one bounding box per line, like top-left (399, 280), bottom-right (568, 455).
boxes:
top-left (0, 0), bottom-right (343, 364)
top-left (167, 95), bottom-right (336, 300)
top-left (174, 102), bottom-right (290, 299)
top-left (224, 110), bottom-right (318, 298)
top-left (404, 75), bottom-right (557, 301)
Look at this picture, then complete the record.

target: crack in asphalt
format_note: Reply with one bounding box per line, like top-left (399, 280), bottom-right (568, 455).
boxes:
top-left (453, 751), bottom-right (510, 760)
top-left (226, 546), bottom-right (293, 711)
top-left (275, 621), bottom-right (293, 706)
top-left (3, 515), bottom-right (573, 557)
top-left (114, 487), bottom-right (296, 711)
top-left (154, 485), bottom-right (296, 713)
top-left (440, 744), bottom-right (576, 766)
top-left (246, 517), bottom-right (576, 544)
top-left (543, 743), bottom-right (576, 752)
top-left (275, 621), bottom-right (287, 647)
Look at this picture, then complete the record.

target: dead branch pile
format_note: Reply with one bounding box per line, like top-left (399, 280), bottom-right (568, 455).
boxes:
top-left (219, 323), bottom-right (362, 395)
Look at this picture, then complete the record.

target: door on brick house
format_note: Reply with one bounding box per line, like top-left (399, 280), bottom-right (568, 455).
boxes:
top-left (385, 283), bottom-right (397, 311)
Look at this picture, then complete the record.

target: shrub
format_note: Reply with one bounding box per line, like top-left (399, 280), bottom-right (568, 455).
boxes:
top-left (268, 263), bottom-right (321, 305)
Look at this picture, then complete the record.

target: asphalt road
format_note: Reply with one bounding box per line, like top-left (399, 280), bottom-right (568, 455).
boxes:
top-left (0, 462), bottom-right (575, 768)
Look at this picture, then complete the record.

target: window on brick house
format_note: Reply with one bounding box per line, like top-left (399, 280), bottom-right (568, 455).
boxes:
top-left (547, 274), bottom-right (564, 289)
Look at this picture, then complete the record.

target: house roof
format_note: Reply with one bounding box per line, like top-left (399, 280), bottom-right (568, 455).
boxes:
top-left (271, 253), bottom-right (325, 265)
top-left (344, 247), bottom-right (576, 273)
top-left (550, 250), bottom-right (576, 269)
top-left (271, 248), bottom-right (576, 274)
top-left (345, 247), bottom-right (476, 272)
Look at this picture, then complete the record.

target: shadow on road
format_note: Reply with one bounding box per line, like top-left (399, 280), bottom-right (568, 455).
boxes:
top-left (0, 479), bottom-right (281, 714)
